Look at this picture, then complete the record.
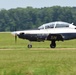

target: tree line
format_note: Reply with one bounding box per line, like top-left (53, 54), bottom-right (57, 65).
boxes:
top-left (0, 6), bottom-right (76, 31)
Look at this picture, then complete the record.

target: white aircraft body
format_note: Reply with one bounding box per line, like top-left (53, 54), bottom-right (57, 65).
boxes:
top-left (12, 21), bottom-right (76, 48)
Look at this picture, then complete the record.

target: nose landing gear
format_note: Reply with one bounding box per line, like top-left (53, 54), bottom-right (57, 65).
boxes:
top-left (28, 41), bottom-right (32, 48)
top-left (28, 44), bottom-right (32, 48)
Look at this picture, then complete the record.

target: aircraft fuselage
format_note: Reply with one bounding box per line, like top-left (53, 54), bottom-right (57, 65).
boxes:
top-left (17, 28), bottom-right (76, 41)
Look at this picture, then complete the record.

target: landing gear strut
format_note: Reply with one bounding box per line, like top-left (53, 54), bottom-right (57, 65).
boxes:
top-left (50, 40), bottom-right (56, 48)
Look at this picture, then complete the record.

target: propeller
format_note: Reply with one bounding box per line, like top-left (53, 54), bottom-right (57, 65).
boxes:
top-left (15, 33), bottom-right (17, 43)
top-left (14, 25), bottom-right (17, 43)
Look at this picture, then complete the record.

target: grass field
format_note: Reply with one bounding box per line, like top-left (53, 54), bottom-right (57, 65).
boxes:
top-left (0, 32), bottom-right (76, 75)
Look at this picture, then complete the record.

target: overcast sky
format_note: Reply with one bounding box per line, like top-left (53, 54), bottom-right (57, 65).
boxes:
top-left (0, 0), bottom-right (76, 10)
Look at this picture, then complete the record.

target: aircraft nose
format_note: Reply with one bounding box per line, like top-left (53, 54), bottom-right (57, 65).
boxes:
top-left (11, 31), bottom-right (19, 43)
top-left (11, 31), bottom-right (21, 36)
top-left (11, 32), bottom-right (17, 36)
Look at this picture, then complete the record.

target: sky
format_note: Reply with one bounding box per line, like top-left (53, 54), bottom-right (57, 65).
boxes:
top-left (0, 0), bottom-right (76, 10)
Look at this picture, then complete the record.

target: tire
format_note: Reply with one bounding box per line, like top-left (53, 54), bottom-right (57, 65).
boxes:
top-left (50, 44), bottom-right (56, 48)
top-left (50, 41), bottom-right (56, 48)
top-left (28, 44), bottom-right (32, 48)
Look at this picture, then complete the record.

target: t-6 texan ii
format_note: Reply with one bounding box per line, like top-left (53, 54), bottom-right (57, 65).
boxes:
top-left (12, 21), bottom-right (76, 48)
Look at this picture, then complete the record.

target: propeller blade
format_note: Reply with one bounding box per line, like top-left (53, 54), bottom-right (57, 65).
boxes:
top-left (15, 34), bottom-right (17, 43)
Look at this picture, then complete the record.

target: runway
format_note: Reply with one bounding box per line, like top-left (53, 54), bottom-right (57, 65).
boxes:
top-left (0, 47), bottom-right (76, 50)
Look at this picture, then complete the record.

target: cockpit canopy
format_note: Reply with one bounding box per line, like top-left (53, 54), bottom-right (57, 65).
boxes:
top-left (38, 21), bottom-right (76, 29)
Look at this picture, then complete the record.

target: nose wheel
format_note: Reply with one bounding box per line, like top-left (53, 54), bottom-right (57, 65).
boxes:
top-left (28, 44), bottom-right (32, 48)
top-left (50, 40), bottom-right (56, 48)
top-left (28, 41), bottom-right (32, 48)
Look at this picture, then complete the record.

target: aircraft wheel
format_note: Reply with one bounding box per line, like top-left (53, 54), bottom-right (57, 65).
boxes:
top-left (50, 44), bottom-right (56, 48)
top-left (28, 44), bottom-right (32, 48)
top-left (50, 41), bottom-right (56, 48)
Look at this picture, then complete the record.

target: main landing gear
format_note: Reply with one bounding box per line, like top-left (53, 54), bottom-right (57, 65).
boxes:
top-left (50, 40), bottom-right (56, 48)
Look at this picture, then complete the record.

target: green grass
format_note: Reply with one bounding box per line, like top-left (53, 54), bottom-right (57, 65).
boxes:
top-left (0, 32), bottom-right (76, 75)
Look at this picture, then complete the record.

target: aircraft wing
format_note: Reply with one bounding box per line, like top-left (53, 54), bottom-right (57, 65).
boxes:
top-left (47, 34), bottom-right (64, 41)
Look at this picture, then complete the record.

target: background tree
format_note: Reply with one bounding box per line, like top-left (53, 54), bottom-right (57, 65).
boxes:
top-left (0, 6), bottom-right (76, 31)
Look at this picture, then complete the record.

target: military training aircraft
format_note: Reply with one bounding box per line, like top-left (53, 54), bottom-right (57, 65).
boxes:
top-left (12, 21), bottom-right (76, 48)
